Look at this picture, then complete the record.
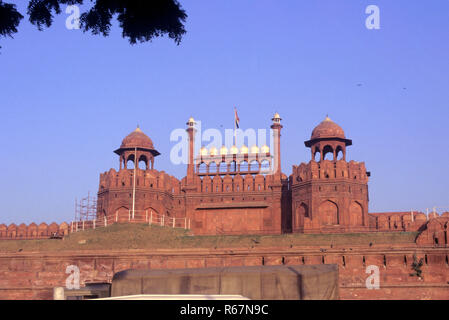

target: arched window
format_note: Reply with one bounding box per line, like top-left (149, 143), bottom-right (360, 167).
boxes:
top-left (138, 155), bottom-right (148, 170)
top-left (198, 162), bottom-right (207, 173)
top-left (209, 162), bottom-right (217, 174)
top-left (240, 161), bottom-right (249, 171)
top-left (314, 149), bottom-right (321, 162)
top-left (219, 161), bottom-right (227, 173)
top-left (322, 145), bottom-right (334, 161)
top-left (127, 159), bottom-right (135, 169)
top-left (250, 160), bottom-right (259, 172)
top-left (261, 160), bottom-right (270, 173)
top-left (336, 146), bottom-right (344, 160)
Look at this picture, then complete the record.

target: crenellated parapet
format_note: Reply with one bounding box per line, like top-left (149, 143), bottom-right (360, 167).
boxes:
top-left (192, 173), bottom-right (280, 194)
top-left (368, 211), bottom-right (449, 232)
top-left (0, 222), bottom-right (69, 239)
top-left (99, 168), bottom-right (181, 194)
top-left (293, 160), bottom-right (369, 183)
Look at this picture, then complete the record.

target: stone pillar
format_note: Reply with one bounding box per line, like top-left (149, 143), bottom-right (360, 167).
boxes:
top-left (270, 113), bottom-right (283, 177)
top-left (186, 117), bottom-right (196, 183)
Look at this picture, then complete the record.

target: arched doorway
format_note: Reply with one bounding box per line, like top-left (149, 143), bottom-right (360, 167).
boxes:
top-left (145, 207), bottom-right (159, 224)
top-left (115, 206), bottom-right (129, 222)
top-left (349, 202), bottom-right (364, 226)
top-left (295, 203), bottom-right (309, 229)
top-left (319, 200), bottom-right (338, 225)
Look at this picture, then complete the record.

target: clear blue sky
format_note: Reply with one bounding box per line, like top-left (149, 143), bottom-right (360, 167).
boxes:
top-left (1, 0), bottom-right (448, 224)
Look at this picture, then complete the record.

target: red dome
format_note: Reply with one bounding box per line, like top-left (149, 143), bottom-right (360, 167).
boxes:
top-left (311, 116), bottom-right (345, 140)
top-left (120, 127), bottom-right (154, 150)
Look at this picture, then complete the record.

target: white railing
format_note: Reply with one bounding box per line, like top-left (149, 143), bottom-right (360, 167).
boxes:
top-left (70, 210), bottom-right (190, 233)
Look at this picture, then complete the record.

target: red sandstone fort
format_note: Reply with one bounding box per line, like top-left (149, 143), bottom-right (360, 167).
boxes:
top-left (1, 114), bottom-right (449, 300)
top-left (97, 114), bottom-right (373, 235)
top-left (1, 114), bottom-right (448, 241)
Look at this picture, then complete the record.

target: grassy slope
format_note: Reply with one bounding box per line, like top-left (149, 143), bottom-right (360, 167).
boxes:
top-left (0, 224), bottom-right (418, 253)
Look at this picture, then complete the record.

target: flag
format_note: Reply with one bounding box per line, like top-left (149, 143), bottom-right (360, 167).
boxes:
top-left (234, 107), bottom-right (240, 129)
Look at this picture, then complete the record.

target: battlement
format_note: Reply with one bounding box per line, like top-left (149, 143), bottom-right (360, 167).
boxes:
top-left (99, 168), bottom-right (182, 194)
top-left (185, 173), bottom-right (286, 194)
top-left (369, 211), bottom-right (449, 232)
top-left (0, 222), bottom-right (69, 239)
top-left (292, 160), bottom-right (369, 184)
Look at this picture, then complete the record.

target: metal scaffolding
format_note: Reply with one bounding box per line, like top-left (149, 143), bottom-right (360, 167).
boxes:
top-left (74, 191), bottom-right (97, 221)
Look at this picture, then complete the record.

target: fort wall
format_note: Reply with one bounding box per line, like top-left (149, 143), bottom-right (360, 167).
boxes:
top-left (2, 215), bottom-right (448, 242)
top-left (0, 222), bottom-right (69, 240)
top-left (0, 245), bottom-right (448, 300)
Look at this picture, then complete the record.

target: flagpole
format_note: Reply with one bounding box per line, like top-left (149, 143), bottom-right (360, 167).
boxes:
top-left (132, 147), bottom-right (137, 220)
top-left (234, 109), bottom-right (236, 145)
top-left (234, 107), bottom-right (239, 146)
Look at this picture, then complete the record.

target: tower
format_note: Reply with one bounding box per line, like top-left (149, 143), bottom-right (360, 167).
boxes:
top-left (271, 112), bottom-right (283, 176)
top-left (291, 116), bottom-right (370, 233)
top-left (97, 126), bottom-right (177, 222)
top-left (114, 126), bottom-right (160, 170)
top-left (186, 117), bottom-right (196, 184)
